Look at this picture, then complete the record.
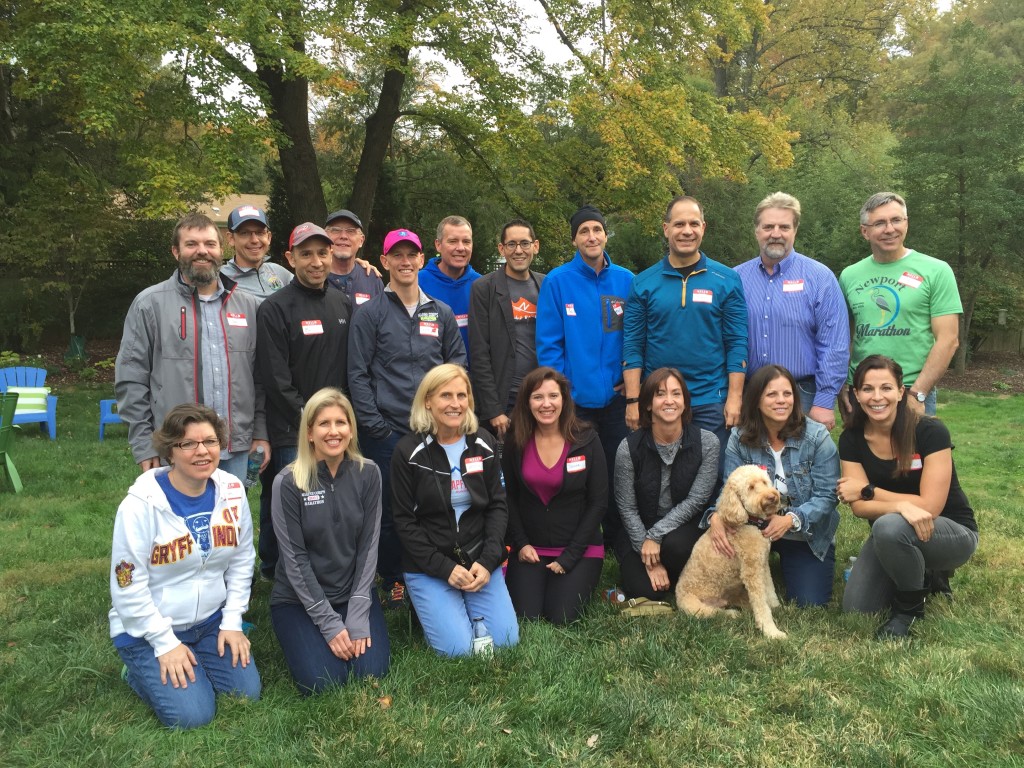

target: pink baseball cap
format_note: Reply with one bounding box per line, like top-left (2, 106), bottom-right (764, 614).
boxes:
top-left (289, 222), bottom-right (332, 249)
top-left (383, 228), bottom-right (422, 254)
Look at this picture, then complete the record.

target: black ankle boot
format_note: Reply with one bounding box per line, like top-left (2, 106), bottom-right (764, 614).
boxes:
top-left (927, 569), bottom-right (955, 600)
top-left (876, 589), bottom-right (928, 640)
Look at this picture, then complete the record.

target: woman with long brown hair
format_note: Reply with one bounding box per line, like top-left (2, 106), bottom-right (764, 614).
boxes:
top-left (838, 355), bottom-right (978, 639)
top-left (502, 367), bottom-right (606, 624)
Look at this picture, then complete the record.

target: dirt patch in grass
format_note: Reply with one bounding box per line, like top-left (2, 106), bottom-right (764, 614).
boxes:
top-left (941, 352), bottom-right (1024, 394)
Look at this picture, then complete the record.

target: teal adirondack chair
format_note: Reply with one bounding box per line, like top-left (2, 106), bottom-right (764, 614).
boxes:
top-left (0, 391), bottom-right (24, 492)
top-left (0, 366), bottom-right (58, 440)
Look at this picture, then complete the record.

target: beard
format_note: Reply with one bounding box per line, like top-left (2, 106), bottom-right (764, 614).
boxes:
top-left (763, 242), bottom-right (787, 261)
top-left (181, 256), bottom-right (223, 286)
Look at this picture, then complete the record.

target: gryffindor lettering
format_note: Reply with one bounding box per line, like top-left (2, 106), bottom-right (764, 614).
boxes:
top-left (150, 534), bottom-right (194, 565)
top-left (212, 525), bottom-right (238, 548)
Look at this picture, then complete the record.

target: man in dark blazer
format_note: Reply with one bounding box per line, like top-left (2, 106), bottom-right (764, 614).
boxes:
top-left (468, 218), bottom-right (545, 441)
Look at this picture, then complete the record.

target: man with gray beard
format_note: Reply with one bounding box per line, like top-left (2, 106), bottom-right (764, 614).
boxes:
top-left (734, 192), bottom-right (848, 430)
top-left (116, 212), bottom-right (269, 481)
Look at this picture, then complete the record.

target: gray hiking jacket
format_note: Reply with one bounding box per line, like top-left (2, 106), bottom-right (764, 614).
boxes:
top-left (115, 271), bottom-right (267, 463)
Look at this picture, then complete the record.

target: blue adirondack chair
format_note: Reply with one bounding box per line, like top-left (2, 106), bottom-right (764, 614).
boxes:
top-left (0, 367), bottom-right (58, 440)
top-left (0, 391), bottom-right (24, 492)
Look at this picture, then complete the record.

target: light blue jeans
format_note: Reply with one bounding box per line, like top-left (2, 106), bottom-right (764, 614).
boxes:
top-left (404, 567), bottom-right (519, 657)
top-left (217, 451), bottom-right (250, 485)
top-left (116, 613), bottom-right (261, 729)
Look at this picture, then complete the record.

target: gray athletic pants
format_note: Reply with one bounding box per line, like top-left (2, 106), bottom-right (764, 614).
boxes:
top-left (842, 514), bottom-right (978, 613)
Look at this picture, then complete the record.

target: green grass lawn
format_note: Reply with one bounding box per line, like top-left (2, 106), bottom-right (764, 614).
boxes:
top-left (2, 387), bottom-right (1023, 767)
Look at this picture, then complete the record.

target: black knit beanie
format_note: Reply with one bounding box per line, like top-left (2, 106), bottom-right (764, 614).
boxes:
top-left (570, 205), bottom-right (606, 239)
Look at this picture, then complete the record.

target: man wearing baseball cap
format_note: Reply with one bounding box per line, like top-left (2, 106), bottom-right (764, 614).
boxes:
top-left (325, 209), bottom-right (384, 309)
top-left (221, 205), bottom-right (294, 298)
top-left (254, 223), bottom-right (353, 579)
top-left (348, 228), bottom-right (467, 608)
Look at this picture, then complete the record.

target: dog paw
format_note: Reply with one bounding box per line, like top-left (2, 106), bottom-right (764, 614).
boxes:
top-left (724, 608), bottom-right (741, 618)
top-left (764, 628), bottom-right (787, 640)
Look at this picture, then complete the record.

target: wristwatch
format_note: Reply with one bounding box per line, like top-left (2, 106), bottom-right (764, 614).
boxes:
top-left (860, 483), bottom-right (876, 501)
top-left (909, 390), bottom-right (927, 403)
top-left (625, 397), bottom-right (639, 405)
top-left (786, 511), bottom-right (802, 532)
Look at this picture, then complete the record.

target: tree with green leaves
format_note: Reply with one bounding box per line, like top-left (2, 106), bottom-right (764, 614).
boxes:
top-left (888, 1), bottom-right (1024, 372)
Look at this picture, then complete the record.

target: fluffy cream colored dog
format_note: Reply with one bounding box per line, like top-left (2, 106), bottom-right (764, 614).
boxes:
top-left (675, 465), bottom-right (786, 639)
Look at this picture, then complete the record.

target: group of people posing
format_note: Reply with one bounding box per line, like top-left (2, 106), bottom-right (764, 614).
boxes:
top-left (109, 191), bottom-right (978, 729)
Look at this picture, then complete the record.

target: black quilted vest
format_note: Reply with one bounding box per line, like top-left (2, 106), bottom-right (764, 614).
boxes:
top-left (626, 425), bottom-right (703, 529)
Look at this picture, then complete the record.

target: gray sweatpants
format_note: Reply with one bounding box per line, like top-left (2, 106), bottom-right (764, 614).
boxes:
top-left (842, 514), bottom-right (978, 613)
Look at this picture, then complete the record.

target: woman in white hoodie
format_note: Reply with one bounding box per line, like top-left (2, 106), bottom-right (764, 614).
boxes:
top-left (108, 404), bottom-right (260, 729)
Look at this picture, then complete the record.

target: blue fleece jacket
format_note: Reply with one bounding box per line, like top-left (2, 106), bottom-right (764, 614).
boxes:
top-left (536, 251), bottom-right (634, 409)
top-left (417, 258), bottom-right (481, 358)
top-left (622, 253), bottom-right (748, 407)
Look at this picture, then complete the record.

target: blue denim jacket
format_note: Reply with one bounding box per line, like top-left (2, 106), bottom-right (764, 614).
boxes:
top-left (702, 419), bottom-right (840, 561)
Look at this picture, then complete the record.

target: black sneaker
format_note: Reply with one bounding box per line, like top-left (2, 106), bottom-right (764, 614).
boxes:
top-left (385, 581), bottom-right (408, 609)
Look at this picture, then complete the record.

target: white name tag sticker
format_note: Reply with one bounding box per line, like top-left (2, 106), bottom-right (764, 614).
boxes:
top-left (565, 303), bottom-right (576, 317)
top-left (301, 320), bottom-right (324, 335)
top-left (226, 313), bottom-right (248, 327)
top-left (456, 313), bottom-right (469, 328)
top-left (464, 456), bottom-right (484, 474)
top-left (910, 454), bottom-right (923, 470)
top-left (692, 289), bottom-right (713, 304)
top-left (419, 321), bottom-right (439, 337)
top-left (355, 292), bottom-right (371, 305)
top-left (566, 455), bottom-right (587, 473)
top-left (782, 280), bottom-right (805, 293)
top-left (899, 272), bottom-right (924, 289)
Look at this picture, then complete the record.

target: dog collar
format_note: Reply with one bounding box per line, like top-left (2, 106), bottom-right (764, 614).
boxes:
top-left (745, 518), bottom-right (770, 530)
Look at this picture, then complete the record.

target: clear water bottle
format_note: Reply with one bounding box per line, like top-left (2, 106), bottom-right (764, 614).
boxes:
top-left (244, 446), bottom-right (264, 488)
top-left (471, 616), bottom-right (493, 657)
top-left (843, 556), bottom-right (857, 582)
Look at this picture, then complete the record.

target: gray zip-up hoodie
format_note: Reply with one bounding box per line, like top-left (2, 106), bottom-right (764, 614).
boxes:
top-left (347, 288), bottom-right (467, 438)
top-left (115, 270), bottom-right (267, 463)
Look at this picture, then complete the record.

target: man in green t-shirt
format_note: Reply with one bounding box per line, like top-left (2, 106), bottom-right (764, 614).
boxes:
top-left (840, 192), bottom-right (962, 416)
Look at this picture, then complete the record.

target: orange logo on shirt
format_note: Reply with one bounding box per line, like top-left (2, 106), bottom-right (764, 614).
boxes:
top-left (511, 298), bottom-right (537, 320)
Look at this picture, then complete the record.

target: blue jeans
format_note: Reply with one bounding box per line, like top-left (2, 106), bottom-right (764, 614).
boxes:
top-left (270, 594), bottom-right (390, 695)
top-left (795, 378), bottom-right (816, 415)
top-left (361, 430), bottom-right (405, 585)
top-left (258, 445), bottom-right (298, 577)
top-left (404, 568), bottom-right (519, 657)
top-left (577, 396), bottom-right (628, 548)
top-left (116, 613), bottom-right (261, 730)
top-left (690, 402), bottom-right (727, 485)
top-left (921, 386), bottom-right (938, 416)
top-left (772, 539), bottom-right (836, 607)
top-left (218, 451), bottom-right (250, 485)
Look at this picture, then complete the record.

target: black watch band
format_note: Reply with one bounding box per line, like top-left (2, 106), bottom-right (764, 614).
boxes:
top-left (625, 397), bottom-right (639, 405)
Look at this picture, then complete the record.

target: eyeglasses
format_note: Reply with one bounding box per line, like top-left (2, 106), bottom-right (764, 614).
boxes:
top-left (326, 226), bottom-right (359, 236)
top-left (235, 228), bottom-right (268, 238)
top-left (501, 240), bottom-right (535, 251)
top-left (865, 216), bottom-right (907, 231)
top-left (173, 438), bottom-right (221, 452)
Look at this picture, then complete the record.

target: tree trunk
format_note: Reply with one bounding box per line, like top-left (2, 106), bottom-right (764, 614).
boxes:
top-left (711, 36), bottom-right (729, 98)
top-left (953, 299), bottom-right (973, 375)
top-left (348, 46), bottom-right (410, 230)
top-left (256, 62), bottom-right (327, 226)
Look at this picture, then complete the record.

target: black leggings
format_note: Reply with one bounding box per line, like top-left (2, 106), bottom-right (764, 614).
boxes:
top-left (617, 519), bottom-right (704, 601)
top-left (505, 555), bottom-right (603, 625)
